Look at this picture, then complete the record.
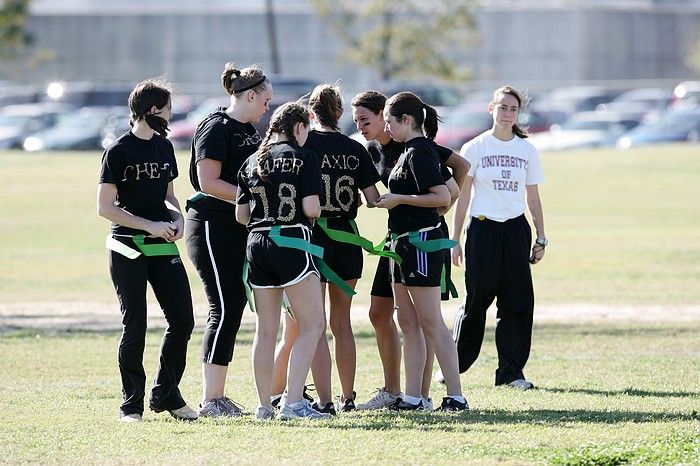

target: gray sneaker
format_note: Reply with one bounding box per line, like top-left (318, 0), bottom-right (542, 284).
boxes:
top-left (356, 388), bottom-right (401, 410)
top-left (198, 397), bottom-right (243, 418)
top-left (278, 399), bottom-right (331, 420)
top-left (507, 379), bottom-right (535, 390)
top-left (256, 405), bottom-right (276, 420)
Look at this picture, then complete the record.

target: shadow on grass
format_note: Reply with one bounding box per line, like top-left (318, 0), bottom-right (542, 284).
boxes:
top-left (322, 407), bottom-right (698, 432)
top-left (538, 386), bottom-right (700, 398)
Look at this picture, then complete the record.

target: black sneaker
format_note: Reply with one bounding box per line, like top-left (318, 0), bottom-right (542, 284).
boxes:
top-left (271, 394), bottom-right (283, 409)
top-left (337, 391), bottom-right (356, 412)
top-left (303, 385), bottom-right (316, 403)
top-left (436, 396), bottom-right (469, 412)
top-left (312, 401), bottom-right (337, 416)
top-left (388, 397), bottom-right (424, 411)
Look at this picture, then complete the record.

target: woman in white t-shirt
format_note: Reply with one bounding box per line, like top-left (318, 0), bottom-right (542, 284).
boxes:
top-left (449, 86), bottom-right (547, 390)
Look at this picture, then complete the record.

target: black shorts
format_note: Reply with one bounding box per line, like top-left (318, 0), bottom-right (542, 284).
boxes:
top-left (246, 225), bottom-right (319, 288)
top-left (391, 227), bottom-right (444, 287)
top-left (370, 250), bottom-right (393, 298)
top-left (312, 217), bottom-right (363, 282)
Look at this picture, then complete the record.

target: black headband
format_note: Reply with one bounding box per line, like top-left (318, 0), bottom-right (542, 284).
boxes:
top-left (233, 76), bottom-right (267, 94)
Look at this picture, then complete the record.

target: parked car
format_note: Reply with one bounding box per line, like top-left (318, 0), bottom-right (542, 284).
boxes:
top-left (42, 81), bottom-right (133, 108)
top-left (528, 111), bottom-right (642, 151)
top-left (0, 103), bottom-right (75, 149)
top-left (616, 106), bottom-right (700, 148)
top-left (671, 81), bottom-right (700, 108)
top-left (100, 115), bottom-right (132, 149)
top-left (23, 106), bottom-right (126, 151)
top-left (596, 87), bottom-right (673, 116)
top-left (533, 86), bottom-right (623, 116)
top-left (434, 103), bottom-right (552, 151)
top-left (0, 84), bottom-right (42, 108)
top-left (434, 103), bottom-right (493, 150)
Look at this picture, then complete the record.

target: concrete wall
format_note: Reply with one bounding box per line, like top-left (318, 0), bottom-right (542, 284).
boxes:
top-left (4, 3), bottom-right (699, 95)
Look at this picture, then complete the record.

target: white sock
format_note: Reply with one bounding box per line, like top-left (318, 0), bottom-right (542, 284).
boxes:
top-left (402, 394), bottom-right (422, 405)
top-left (270, 393), bottom-right (282, 404)
top-left (448, 395), bottom-right (466, 404)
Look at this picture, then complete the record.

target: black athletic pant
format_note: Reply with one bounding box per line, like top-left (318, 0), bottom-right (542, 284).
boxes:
top-left (185, 217), bottom-right (248, 366)
top-left (109, 251), bottom-right (194, 416)
top-left (452, 214), bottom-right (534, 385)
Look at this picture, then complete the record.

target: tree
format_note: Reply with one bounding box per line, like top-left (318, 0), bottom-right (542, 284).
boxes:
top-left (0, 0), bottom-right (34, 62)
top-left (313, 0), bottom-right (478, 82)
top-left (687, 35), bottom-right (700, 77)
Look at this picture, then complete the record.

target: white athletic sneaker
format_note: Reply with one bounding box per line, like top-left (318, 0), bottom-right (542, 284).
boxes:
top-left (422, 397), bottom-right (434, 411)
top-left (433, 370), bottom-right (445, 385)
top-left (507, 379), bottom-right (535, 390)
top-left (256, 405), bottom-right (276, 420)
top-left (356, 388), bottom-right (401, 410)
top-left (119, 413), bottom-right (142, 423)
top-left (278, 399), bottom-right (330, 420)
top-left (168, 405), bottom-right (199, 420)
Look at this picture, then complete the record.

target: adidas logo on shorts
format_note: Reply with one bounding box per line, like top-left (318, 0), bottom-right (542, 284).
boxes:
top-left (409, 272), bottom-right (415, 278)
top-left (171, 257), bottom-right (182, 265)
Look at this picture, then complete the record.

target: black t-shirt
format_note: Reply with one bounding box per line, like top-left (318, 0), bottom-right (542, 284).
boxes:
top-left (304, 130), bottom-right (380, 219)
top-left (386, 137), bottom-right (445, 234)
top-left (237, 141), bottom-right (322, 230)
top-left (99, 131), bottom-right (177, 235)
top-left (368, 139), bottom-right (453, 188)
top-left (189, 109), bottom-right (262, 217)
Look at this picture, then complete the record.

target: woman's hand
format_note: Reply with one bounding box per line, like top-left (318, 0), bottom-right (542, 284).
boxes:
top-left (171, 216), bottom-right (185, 241)
top-left (375, 193), bottom-right (401, 209)
top-left (451, 242), bottom-right (464, 267)
top-left (529, 244), bottom-right (546, 264)
top-left (147, 221), bottom-right (178, 241)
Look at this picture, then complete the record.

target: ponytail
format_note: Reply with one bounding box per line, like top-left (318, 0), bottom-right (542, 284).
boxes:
top-left (254, 102), bottom-right (310, 182)
top-left (422, 103), bottom-right (439, 140)
top-left (309, 84), bottom-right (343, 130)
top-left (386, 92), bottom-right (441, 139)
top-left (221, 62), bottom-right (268, 97)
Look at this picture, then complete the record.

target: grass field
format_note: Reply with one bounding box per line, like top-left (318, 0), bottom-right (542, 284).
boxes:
top-left (1, 145), bottom-right (699, 464)
top-left (1, 144), bottom-right (699, 305)
top-left (1, 322), bottom-right (698, 465)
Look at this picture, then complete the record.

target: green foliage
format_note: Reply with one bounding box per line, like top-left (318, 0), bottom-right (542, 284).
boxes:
top-left (312, 0), bottom-right (477, 81)
top-left (0, 0), bottom-right (33, 61)
top-left (686, 34), bottom-right (700, 77)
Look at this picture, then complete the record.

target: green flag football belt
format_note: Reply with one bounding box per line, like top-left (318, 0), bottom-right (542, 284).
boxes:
top-left (315, 217), bottom-right (402, 263)
top-left (389, 223), bottom-right (459, 298)
top-left (243, 223), bottom-right (357, 313)
top-left (106, 234), bottom-right (179, 259)
top-left (185, 191), bottom-right (236, 211)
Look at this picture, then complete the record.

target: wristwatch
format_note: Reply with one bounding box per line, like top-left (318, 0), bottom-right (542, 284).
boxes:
top-left (535, 238), bottom-right (548, 247)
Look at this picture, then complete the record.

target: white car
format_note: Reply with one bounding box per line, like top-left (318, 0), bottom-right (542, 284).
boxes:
top-left (528, 111), bottom-right (642, 151)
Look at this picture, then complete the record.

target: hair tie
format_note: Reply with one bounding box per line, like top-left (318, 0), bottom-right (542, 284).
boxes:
top-left (233, 69), bottom-right (241, 77)
top-left (233, 76), bottom-right (267, 94)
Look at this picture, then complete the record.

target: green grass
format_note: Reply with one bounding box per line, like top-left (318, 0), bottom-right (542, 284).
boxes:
top-left (0, 321), bottom-right (698, 464)
top-left (1, 144), bottom-right (700, 304)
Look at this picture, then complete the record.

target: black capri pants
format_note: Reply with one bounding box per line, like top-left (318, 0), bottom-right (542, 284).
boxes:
top-left (186, 215), bottom-right (248, 366)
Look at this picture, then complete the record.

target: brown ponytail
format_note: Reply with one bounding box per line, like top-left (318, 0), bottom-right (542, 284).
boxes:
top-left (255, 102), bottom-right (310, 181)
top-left (221, 62), bottom-right (269, 97)
top-left (309, 84), bottom-right (343, 130)
top-left (385, 92), bottom-right (442, 140)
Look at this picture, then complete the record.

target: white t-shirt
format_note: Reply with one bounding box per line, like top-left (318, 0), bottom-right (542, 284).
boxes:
top-left (461, 132), bottom-right (544, 222)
